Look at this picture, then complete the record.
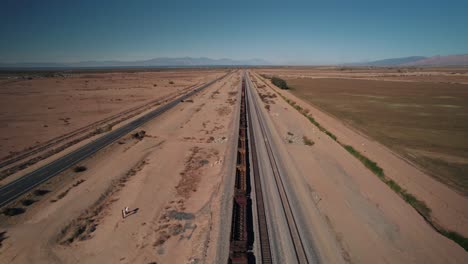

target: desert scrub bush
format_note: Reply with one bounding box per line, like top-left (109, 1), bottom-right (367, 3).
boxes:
top-left (2, 207), bottom-right (25, 216)
top-left (387, 180), bottom-right (431, 218)
top-left (440, 230), bottom-right (468, 251)
top-left (343, 145), bottom-right (433, 218)
top-left (303, 136), bottom-right (315, 146)
top-left (33, 189), bottom-right (50, 196)
top-left (400, 190), bottom-right (431, 218)
top-left (294, 104), bottom-right (303, 111)
top-left (169, 81), bottom-right (174, 84)
top-left (343, 145), bottom-right (384, 177)
top-left (74, 166), bottom-right (87, 173)
top-left (21, 199), bottom-right (36, 206)
top-left (325, 131), bottom-right (337, 141)
top-left (271, 77), bottom-right (289, 90)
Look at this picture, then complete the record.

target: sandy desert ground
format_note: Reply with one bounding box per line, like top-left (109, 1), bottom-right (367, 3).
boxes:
top-left (0, 67), bottom-right (467, 264)
top-left (0, 69), bottom-right (227, 185)
top-left (0, 70), bottom-right (225, 158)
top-left (0, 70), bottom-right (239, 263)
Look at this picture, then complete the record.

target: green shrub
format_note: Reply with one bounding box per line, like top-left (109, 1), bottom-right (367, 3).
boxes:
top-left (401, 190), bottom-right (431, 218)
top-left (343, 145), bottom-right (384, 178)
top-left (303, 136), bottom-right (314, 146)
top-left (441, 230), bottom-right (468, 251)
top-left (325, 131), bottom-right (337, 141)
top-left (271, 77), bottom-right (289, 90)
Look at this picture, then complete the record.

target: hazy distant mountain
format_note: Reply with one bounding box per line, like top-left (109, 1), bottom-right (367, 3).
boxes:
top-left (0, 57), bottom-right (272, 68)
top-left (347, 56), bottom-right (427, 66)
top-left (347, 54), bottom-right (468, 67)
top-left (403, 54), bottom-right (468, 66)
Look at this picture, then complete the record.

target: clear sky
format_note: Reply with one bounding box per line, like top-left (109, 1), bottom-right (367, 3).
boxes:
top-left (1, 0), bottom-right (467, 64)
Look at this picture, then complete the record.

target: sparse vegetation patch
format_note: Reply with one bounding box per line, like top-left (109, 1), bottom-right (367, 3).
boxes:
top-left (2, 207), bottom-right (25, 216)
top-left (21, 199), bottom-right (36, 206)
top-left (271, 77), bottom-right (289, 90)
top-left (303, 136), bottom-right (315, 146)
top-left (33, 189), bottom-right (50, 196)
top-left (343, 145), bottom-right (384, 177)
top-left (74, 166), bottom-right (87, 173)
top-left (0, 231), bottom-right (7, 248)
top-left (441, 230), bottom-right (468, 251)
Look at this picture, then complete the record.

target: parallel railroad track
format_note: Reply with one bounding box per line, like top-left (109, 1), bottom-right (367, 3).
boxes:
top-left (246, 71), bottom-right (310, 263)
top-left (229, 72), bottom-right (310, 263)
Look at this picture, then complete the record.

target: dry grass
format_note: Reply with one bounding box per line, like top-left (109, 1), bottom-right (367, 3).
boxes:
top-left (286, 77), bottom-right (468, 195)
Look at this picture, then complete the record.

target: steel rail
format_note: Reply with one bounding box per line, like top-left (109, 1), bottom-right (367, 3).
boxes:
top-left (245, 72), bottom-right (309, 264)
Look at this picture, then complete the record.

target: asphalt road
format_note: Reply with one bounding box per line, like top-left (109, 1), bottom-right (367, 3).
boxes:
top-left (245, 72), bottom-right (318, 263)
top-left (0, 72), bottom-right (230, 208)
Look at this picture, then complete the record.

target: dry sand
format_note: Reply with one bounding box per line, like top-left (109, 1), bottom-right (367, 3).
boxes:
top-left (0, 70), bottom-right (223, 159)
top-left (0, 71), bottom-right (240, 263)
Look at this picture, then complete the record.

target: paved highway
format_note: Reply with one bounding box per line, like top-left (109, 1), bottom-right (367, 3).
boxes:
top-left (0, 72), bottom-right (230, 208)
top-left (245, 72), bottom-right (319, 263)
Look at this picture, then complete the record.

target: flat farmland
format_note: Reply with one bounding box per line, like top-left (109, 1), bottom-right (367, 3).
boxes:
top-left (284, 77), bottom-right (468, 195)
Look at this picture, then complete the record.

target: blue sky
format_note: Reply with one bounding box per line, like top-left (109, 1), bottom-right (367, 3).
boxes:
top-left (1, 0), bottom-right (467, 64)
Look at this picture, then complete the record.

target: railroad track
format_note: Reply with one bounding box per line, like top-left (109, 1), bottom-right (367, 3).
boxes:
top-left (229, 75), bottom-right (256, 263)
top-left (229, 72), bottom-right (311, 263)
top-left (246, 77), bottom-right (273, 264)
top-left (246, 71), bottom-right (310, 263)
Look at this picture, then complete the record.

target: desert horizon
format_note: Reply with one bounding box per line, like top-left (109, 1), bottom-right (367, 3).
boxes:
top-left (1, 1), bottom-right (467, 263)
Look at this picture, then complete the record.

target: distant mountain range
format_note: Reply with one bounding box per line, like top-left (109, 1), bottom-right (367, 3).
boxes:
top-left (347, 54), bottom-right (468, 67)
top-left (0, 57), bottom-right (271, 68)
top-left (2, 54), bottom-right (468, 69)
